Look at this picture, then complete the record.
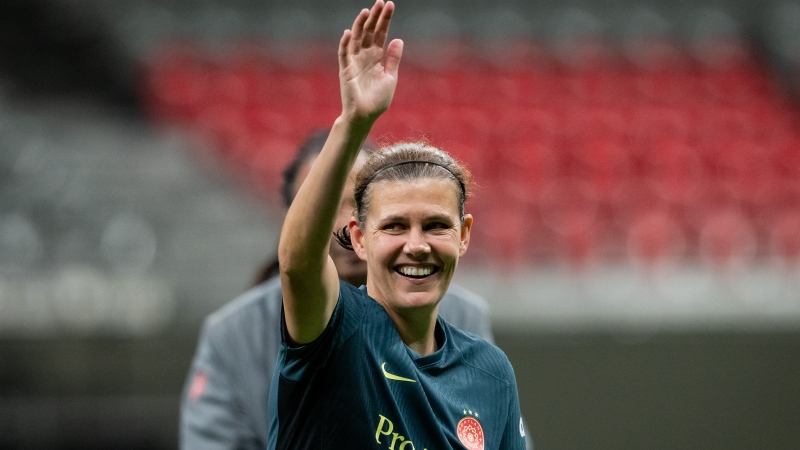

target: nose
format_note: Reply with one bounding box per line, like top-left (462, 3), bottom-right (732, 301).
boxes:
top-left (403, 227), bottom-right (430, 258)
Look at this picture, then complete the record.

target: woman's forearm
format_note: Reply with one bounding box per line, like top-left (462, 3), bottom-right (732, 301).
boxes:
top-left (278, 117), bottom-right (371, 277)
top-left (277, 0), bottom-right (401, 344)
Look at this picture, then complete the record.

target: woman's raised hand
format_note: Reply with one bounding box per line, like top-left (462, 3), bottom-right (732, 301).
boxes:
top-left (338, 0), bottom-right (403, 126)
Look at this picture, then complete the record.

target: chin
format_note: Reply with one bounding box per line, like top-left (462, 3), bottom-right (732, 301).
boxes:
top-left (395, 289), bottom-right (443, 310)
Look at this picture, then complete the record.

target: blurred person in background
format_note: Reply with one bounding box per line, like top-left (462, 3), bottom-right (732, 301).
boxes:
top-left (179, 133), bottom-right (500, 448)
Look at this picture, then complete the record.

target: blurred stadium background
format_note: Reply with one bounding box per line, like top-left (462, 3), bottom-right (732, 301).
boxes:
top-left (1, 0), bottom-right (800, 448)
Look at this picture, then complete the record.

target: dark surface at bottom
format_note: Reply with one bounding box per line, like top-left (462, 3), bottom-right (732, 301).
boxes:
top-left (1, 330), bottom-right (799, 449)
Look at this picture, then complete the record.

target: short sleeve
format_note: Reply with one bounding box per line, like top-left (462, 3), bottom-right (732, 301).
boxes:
top-left (499, 378), bottom-right (528, 450)
top-left (278, 280), bottom-right (362, 381)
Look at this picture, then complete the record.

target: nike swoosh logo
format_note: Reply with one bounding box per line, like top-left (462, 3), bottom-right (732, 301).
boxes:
top-left (381, 362), bottom-right (416, 383)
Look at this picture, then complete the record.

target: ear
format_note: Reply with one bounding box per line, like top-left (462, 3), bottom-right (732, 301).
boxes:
top-left (459, 214), bottom-right (473, 256)
top-left (349, 219), bottom-right (368, 261)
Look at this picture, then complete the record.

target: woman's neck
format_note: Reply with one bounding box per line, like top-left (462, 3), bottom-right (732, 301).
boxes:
top-left (381, 302), bottom-right (440, 356)
top-left (365, 283), bottom-right (442, 356)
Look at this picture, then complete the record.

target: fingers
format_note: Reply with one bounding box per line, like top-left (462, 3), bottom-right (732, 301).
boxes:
top-left (361, 1), bottom-right (383, 47)
top-left (342, 0), bottom-right (399, 73)
top-left (349, 8), bottom-right (370, 54)
top-left (384, 38), bottom-right (403, 77)
top-left (338, 29), bottom-right (352, 70)
top-left (373, 1), bottom-right (395, 49)
top-left (362, 0), bottom-right (388, 47)
top-left (350, 1), bottom-right (389, 53)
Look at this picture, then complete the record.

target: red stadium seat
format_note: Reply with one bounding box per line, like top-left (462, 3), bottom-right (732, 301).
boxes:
top-left (247, 137), bottom-right (298, 197)
top-left (649, 141), bottom-right (704, 207)
top-left (203, 66), bottom-right (250, 110)
top-left (770, 211), bottom-right (800, 266)
top-left (611, 178), bottom-right (670, 225)
top-left (558, 211), bottom-right (599, 268)
top-left (144, 48), bottom-right (212, 122)
top-left (539, 177), bottom-right (598, 235)
top-left (698, 209), bottom-right (757, 270)
top-left (627, 211), bottom-right (687, 268)
top-left (242, 106), bottom-right (294, 139)
top-left (467, 195), bottom-right (536, 265)
top-left (391, 69), bottom-right (454, 108)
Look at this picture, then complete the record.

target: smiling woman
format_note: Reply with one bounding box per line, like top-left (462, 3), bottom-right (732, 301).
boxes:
top-left (332, 143), bottom-right (475, 350)
top-left (353, 175), bottom-right (472, 348)
top-left (271, 1), bottom-right (525, 449)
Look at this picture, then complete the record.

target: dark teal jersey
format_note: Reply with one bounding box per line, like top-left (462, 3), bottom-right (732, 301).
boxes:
top-left (267, 281), bottom-right (526, 450)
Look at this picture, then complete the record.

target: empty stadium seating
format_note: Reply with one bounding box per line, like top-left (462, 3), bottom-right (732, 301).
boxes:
top-left (139, 8), bottom-right (800, 270)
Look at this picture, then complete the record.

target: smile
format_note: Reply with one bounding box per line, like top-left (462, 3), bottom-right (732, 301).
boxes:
top-left (395, 265), bottom-right (439, 279)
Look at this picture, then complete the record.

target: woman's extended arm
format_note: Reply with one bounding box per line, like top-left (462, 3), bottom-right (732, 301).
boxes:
top-left (278, 0), bottom-right (403, 344)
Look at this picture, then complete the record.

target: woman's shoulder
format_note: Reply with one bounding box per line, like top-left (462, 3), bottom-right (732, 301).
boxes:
top-left (339, 280), bottom-right (368, 300)
top-left (334, 280), bottom-right (387, 338)
top-left (445, 322), bottom-right (516, 384)
top-left (338, 281), bottom-right (381, 314)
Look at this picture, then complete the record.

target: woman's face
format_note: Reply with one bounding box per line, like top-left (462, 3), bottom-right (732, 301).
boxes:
top-left (350, 177), bottom-right (472, 317)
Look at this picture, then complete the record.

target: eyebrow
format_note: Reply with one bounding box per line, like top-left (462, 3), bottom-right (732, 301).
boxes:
top-left (425, 214), bottom-right (456, 223)
top-left (377, 213), bottom-right (456, 224)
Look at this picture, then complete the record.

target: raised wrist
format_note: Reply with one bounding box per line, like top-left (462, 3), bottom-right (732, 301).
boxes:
top-left (333, 114), bottom-right (375, 139)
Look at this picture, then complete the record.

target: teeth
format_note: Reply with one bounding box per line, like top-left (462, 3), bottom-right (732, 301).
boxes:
top-left (399, 266), bottom-right (433, 277)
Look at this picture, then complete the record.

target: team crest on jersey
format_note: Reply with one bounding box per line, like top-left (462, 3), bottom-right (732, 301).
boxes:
top-left (456, 415), bottom-right (484, 450)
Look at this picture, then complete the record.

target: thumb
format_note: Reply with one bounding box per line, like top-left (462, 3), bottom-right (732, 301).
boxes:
top-left (384, 39), bottom-right (404, 78)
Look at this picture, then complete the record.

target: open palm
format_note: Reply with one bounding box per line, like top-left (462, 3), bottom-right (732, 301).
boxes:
top-left (339, 1), bottom-right (403, 125)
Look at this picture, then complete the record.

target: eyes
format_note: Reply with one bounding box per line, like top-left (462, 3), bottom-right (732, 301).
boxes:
top-left (425, 222), bottom-right (451, 231)
top-left (380, 221), bottom-right (453, 233)
top-left (382, 222), bottom-right (404, 232)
